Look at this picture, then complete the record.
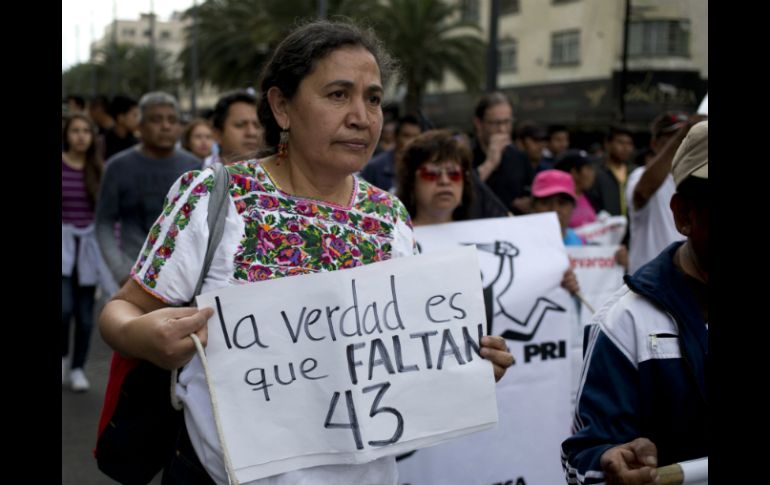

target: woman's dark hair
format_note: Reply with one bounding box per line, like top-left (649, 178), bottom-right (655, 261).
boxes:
top-left (257, 19), bottom-right (396, 150)
top-left (396, 129), bottom-right (475, 222)
top-left (62, 113), bottom-right (103, 207)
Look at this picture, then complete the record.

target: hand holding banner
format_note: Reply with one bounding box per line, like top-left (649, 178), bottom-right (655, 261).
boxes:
top-left (194, 246), bottom-right (498, 483)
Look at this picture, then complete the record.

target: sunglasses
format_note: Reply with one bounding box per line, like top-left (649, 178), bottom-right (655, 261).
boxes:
top-left (418, 165), bottom-right (464, 182)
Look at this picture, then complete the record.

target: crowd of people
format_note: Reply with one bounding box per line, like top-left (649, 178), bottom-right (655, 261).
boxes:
top-left (62, 18), bottom-right (707, 485)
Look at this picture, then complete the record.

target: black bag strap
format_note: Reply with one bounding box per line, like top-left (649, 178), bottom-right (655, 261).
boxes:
top-left (172, 163), bottom-right (230, 411)
top-left (193, 162), bottom-right (230, 301)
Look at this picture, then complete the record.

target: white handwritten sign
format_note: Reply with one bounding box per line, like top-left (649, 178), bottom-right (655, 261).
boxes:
top-left (195, 246), bottom-right (498, 483)
top-left (397, 214), bottom-right (575, 485)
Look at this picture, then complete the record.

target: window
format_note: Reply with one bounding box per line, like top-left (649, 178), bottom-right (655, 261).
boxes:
top-left (121, 28), bottom-right (135, 37)
top-left (501, 0), bottom-right (520, 15)
top-left (551, 30), bottom-right (580, 66)
top-left (629, 20), bottom-right (690, 57)
top-left (143, 29), bottom-right (151, 38)
top-left (160, 31), bottom-right (171, 41)
top-left (499, 39), bottom-right (518, 72)
top-left (460, 0), bottom-right (480, 23)
top-left (553, 0), bottom-right (580, 4)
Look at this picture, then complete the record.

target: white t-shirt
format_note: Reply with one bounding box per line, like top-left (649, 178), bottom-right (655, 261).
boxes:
top-left (131, 160), bottom-right (415, 485)
top-left (625, 167), bottom-right (684, 274)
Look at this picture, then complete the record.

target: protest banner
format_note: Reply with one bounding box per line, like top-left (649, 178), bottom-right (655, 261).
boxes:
top-left (397, 214), bottom-right (574, 485)
top-left (195, 246), bottom-right (498, 483)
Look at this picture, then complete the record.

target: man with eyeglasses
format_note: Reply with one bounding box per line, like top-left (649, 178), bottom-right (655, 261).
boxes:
top-left (471, 92), bottom-right (534, 215)
top-left (95, 92), bottom-right (202, 286)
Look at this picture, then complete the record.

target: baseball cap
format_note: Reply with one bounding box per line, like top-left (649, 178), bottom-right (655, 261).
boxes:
top-left (532, 169), bottom-right (577, 202)
top-left (671, 120), bottom-right (708, 187)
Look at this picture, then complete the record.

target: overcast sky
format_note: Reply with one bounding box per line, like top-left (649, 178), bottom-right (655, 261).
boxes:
top-left (62, 0), bottom-right (196, 71)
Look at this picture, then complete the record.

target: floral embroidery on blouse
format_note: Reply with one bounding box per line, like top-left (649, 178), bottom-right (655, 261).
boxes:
top-left (137, 172), bottom-right (214, 288)
top-left (228, 162), bottom-right (409, 281)
top-left (163, 171), bottom-right (197, 216)
top-left (133, 160), bottom-right (414, 297)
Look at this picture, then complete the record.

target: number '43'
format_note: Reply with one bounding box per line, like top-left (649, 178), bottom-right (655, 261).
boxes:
top-left (324, 382), bottom-right (404, 450)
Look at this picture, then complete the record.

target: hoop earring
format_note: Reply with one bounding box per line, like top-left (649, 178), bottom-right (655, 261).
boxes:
top-left (276, 128), bottom-right (289, 165)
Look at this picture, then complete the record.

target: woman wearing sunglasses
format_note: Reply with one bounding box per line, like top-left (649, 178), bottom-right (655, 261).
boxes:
top-left (396, 129), bottom-right (475, 226)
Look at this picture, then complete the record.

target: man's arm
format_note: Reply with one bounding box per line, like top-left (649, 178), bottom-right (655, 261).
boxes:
top-left (633, 115), bottom-right (707, 210)
top-left (95, 162), bottom-right (134, 284)
top-left (562, 325), bottom-right (643, 484)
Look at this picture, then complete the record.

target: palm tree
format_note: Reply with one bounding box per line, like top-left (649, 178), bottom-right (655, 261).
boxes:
top-left (178, 0), bottom-right (380, 91)
top-left (177, 0), bottom-right (485, 114)
top-left (110, 44), bottom-right (176, 96)
top-left (62, 44), bottom-right (176, 100)
top-left (369, 0), bottom-right (486, 114)
top-left (178, 0), bottom-right (274, 90)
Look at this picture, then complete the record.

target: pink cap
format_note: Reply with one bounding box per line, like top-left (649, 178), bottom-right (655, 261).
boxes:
top-left (531, 169), bottom-right (577, 202)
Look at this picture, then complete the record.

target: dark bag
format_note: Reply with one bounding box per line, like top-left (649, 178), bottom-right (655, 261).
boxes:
top-left (94, 163), bottom-right (230, 484)
top-left (95, 358), bottom-right (182, 484)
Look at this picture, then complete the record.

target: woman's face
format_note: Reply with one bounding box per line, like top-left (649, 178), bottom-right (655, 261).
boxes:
top-left (414, 159), bottom-right (465, 219)
top-left (66, 118), bottom-right (93, 154)
top-left (189, 124), bottom-right (214, 159)
top-left (279, 46), bottom-right (383, 177)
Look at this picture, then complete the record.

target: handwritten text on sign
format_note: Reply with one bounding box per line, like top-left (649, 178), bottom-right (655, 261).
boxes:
top-left (195, 246), bottom-right (498, 482)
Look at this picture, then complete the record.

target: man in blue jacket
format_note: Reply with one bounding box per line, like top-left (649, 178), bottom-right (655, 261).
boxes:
top-left (561, 121), bottom-right (708, 485)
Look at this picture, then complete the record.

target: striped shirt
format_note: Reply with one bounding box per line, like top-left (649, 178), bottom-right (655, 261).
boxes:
top-left (62, 160), bottom-right (94, 228)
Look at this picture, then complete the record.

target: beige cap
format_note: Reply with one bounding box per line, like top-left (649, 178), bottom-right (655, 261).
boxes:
top-left (671, 120), bottom-right (708, 187)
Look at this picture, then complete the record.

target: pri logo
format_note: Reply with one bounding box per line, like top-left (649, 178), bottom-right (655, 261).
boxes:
top-left (472, 241), bottom-right (565, 342)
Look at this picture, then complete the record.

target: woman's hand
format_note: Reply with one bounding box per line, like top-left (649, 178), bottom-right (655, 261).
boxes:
top-left (480, 335), bottom-right (515, 382)
top-left (125, 306), bottom-right (214, 370)
top-left (99, 278), bottom-right (215, 370)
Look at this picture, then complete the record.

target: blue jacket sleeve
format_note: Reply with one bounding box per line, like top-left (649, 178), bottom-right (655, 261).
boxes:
top-left (561, 327), bottom-right (641, 484)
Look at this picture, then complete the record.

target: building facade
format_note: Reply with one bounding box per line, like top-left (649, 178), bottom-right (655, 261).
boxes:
top-left (91, 11), bottom-right (219, 114)
top-left (421, 0), bottom-right (707, 136)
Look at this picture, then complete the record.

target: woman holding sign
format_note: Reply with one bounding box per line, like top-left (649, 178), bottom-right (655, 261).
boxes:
top-left (98, 20), bottom-right (513, 485)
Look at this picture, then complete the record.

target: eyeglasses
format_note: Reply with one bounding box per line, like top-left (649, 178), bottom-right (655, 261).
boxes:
top-left (483, 118), bottom-right (513, 128)
top-left (418, 165), bottom-right (464, 182)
